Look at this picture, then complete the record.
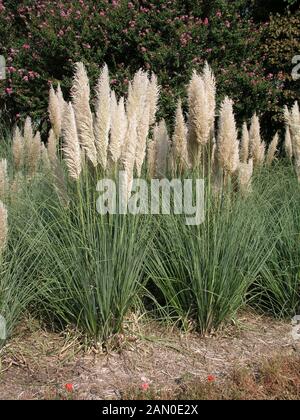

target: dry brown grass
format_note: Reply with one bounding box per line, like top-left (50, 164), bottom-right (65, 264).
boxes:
top-left (0, 312), bottom-right (299, 400)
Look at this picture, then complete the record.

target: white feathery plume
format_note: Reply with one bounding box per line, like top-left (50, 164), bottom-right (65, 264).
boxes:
top-left (249, 113), bottom-right (264, 166)
top-left (48, 85), bottom-right (61, 138)
top-left (155, 119), bottom-right (170, 177)
top-left (47, 128), bottom-right (58, 165)
top-left (202, 61), bottom-right (216, 138)
top-left (266, 132), bottom-right (279, 165)
top-left (217, 97), bottom-right (239, 175)
top-left (62, 102), bottom-right (82, 180)
top-left (187, 71), bottom-right (210, 146)
top-left (41, 142), bottom-right (51, 171)
top-left (0, 200), bottom-right (8, 255)
top-left (172, 99), bottom-right (189, 174)
top-left (0, 159), bottom-right (8, 198)
top-left (94, 63), bottom-right (111, 169)
top-left (284, 126), bottom-right (293, 160)
top-left (71, 62), bottom-right (97, 166)
top-left (240, 122), bottom-right (250, 163)
top-left (56, 83), bottom-right (66, 116)
top-left (12, 126), bottom-right (24, 171)
top-left (289, 102), bottom-right (300, 181)
top-left (23, 116), bottom-right (33, 162)
top-left (238, 158), bottom-right (253, 195)
top-left (135, 102), bottom-right (150, 176)
top-left (148, 73), bottom-right (160, 126)
top-left (121, 114), bottom-right (138, 198)
top-left (147, 139), bottom-right (157, 179)
top-left (28, 131), bottom-right (42, 176)
top-left (108, 90), bottom-right (120, 163)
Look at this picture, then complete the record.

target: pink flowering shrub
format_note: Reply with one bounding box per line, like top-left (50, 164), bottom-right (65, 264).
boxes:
top-left (0, 0), bottom-right (297, 138)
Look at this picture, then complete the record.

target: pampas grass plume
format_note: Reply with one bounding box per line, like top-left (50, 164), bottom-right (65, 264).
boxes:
top-left (71, 62), bottom-right (97, 166)
top-left (62, 102), bottom-right (82, 180)
top-left (94, 63), bottom-right (111, 169)
top-left (0, 200), bottom-right (8, 255)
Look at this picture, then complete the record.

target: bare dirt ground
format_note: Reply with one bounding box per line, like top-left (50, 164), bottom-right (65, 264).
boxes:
top-left (0, 312), bottom-right (299, 400)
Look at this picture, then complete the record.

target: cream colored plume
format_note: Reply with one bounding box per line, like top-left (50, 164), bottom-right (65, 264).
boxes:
top-left (147, 139), bottom-right (157, 179)
top-left (94, 63), bottom-right (111, 169)
top-left (289, 102), bottom-right (300, 181)
top-left (71, 62), bottom-right (97, 166)
top-left (266, 132), bottom-right (279, 165)
top-left (188, 71), bottom-right (210, 146)
top-left (284, 126), bottom-right (293, 160)
top-left (28, 131), bottom-right (42, 176)
top-left (121, 114), bottom-right (138, 198)
top-left (202, 61), bottom-right (216, 137)
top-left (148, 73), bottom-right (160, 126)
top-left (240, 122), bottom-right (249, 163)
top-left (109, 93), bottom-right (128, 165)
top-left (0, 200), bottom-right (8, 255)
top-left (135, 102), bottom-right (150, 176)
top-left (56, 83), bottom-right (66, 116)
top-left (48, 85), bottom-right (62, 138)
top-left (47, 128), bottom-right (58, 165)
top-left (238, 158), bottom-right (253, 195)
top-left (217, 97), bottom-right (239, 175)
top-left (12, 126), bottom-right (24, 171)
top-left (41, 142), bottom-right (51, 171)
top-left (62, 102), bottom-right (82, 180)
top-left (249, 113), bottom-right (264, 166)
top-left (23, 116), bottom-right (33, 161)
top-left (172, 99), bottom-right (189, 174)
top-left (126, 70), bottom-right (150, 176)
top-left (155, 119), bottom-right (170, 178)
top-left (0, 159), bottom-right (8, 198)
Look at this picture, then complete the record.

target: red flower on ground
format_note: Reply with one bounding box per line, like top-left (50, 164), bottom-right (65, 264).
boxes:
top-left (141, 382), bottom-right (149, 391)
top-left (207, 375), bottom-right (215, 382)
top-left (65, 383), bottom-right (74, 392)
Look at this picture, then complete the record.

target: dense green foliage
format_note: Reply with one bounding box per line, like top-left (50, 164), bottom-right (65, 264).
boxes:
top-left (0, 0), bottom-right (299, 139)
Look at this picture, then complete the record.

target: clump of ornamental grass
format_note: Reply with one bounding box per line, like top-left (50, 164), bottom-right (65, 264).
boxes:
top-left (249, 164), bottom-right (300, 318)
top-left (19, 172), bottom-right (154, 343)
top-left (0, 197), bottom-right (43, 344)
top-left (146, 176), bottom-right (272, 334)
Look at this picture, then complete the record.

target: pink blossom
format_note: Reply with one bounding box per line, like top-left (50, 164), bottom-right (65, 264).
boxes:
top-left (225, 21), bottom-right (231, 28)
top-left (99, 10), bottom-right (106, 17)
top-left (23, 75), bottom-right (29, 82)
top-left (216, 11), bottom-right (222, 18)
top-left (7, 66), bottom-right (16, 73)
top-left (203, 18), bottom-right (209, 26)
top-left (141, 46), bottom-right (147, 53)
top-left (141, 383), bottom-right (149, 391)
top-left (128, 2), bottom-right (134, 9)
top-left (5, 87), bottom-right (13, 95)
top-left (22, 44), bottom-right (30, 50)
